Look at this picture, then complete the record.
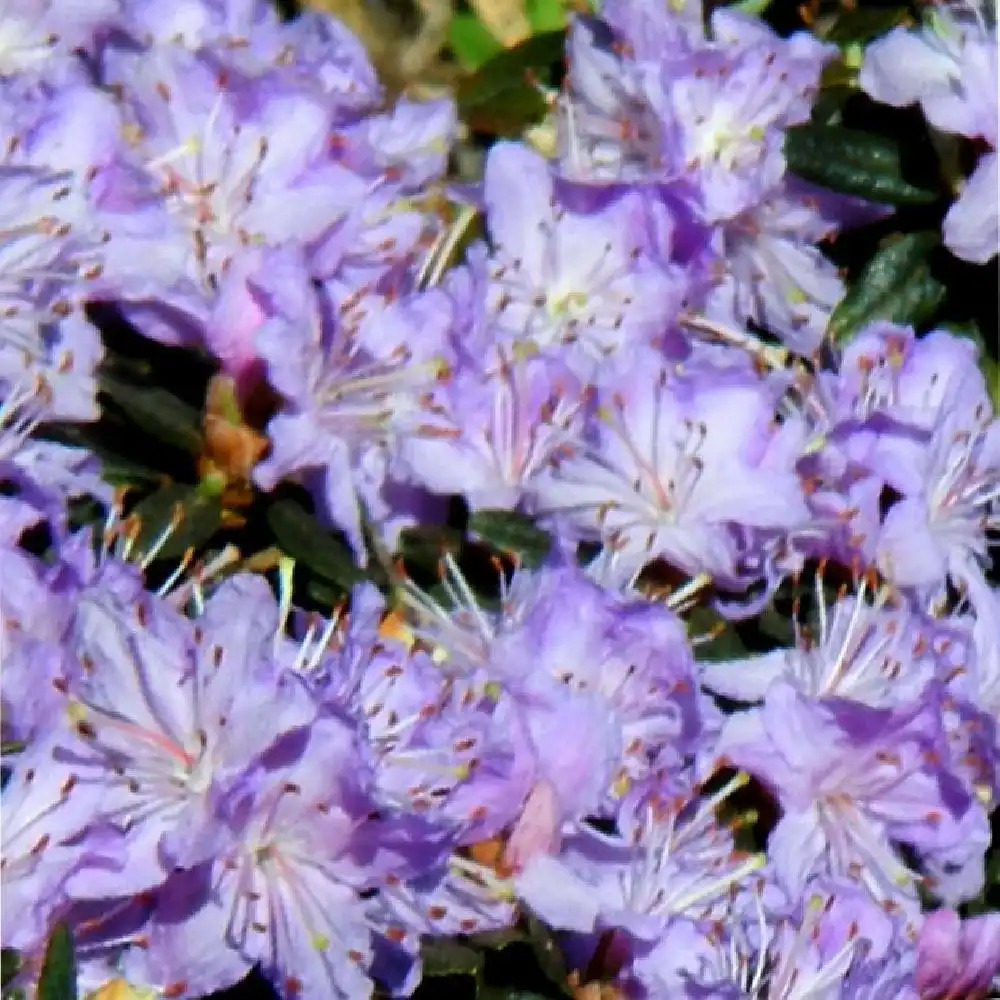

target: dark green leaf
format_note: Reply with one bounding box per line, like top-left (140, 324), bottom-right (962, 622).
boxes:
top-left (524, 915), bottom-right (571, 997)
top-left (785, 124), bottom-right (937, 205)
top-left (457, 31), bottom-right (565, 136)
top-left (305, 578), bottom-right (344, 608)
top-left (398, 525), bottom-right (464, 572)
top-left (756, 606), bottom-right (795, 647)
top-left (687, 607), bottom-right (750, 662)
top-left (469, 510), bottom-right (552, 568)
top-left (1, 741), bottom-right (26, 757)
top-left (823, 6), bottom-right (910, 45)
top-left (131, 484), bottom-right (223, 562)
top-left (37, 924), bottom-right (75, 1000)
top-left (1, 950), bottom-right (20, 990)
top-left (828, 232), bottom-right (946, 342)
top-left (467, 927), bottom-right (528, 951)
top-left (100, 374), bottom-right (203, 456)
top-left (422, 939), bottom-right (483, 978)
top-left (267, 499), bottom-right (365, 589)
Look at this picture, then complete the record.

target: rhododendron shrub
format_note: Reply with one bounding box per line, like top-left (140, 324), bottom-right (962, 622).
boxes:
top-left (1, 0), bottom-right (997, 998)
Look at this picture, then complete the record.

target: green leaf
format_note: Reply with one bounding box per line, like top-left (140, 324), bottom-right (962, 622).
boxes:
top-left (450, 13), bottom-right (503, 71)
top-left (421, 939), bottom-right (483, 978)
top-left (1, 741), bottom-right (26, 757)
top-left (822, 5), bottom-right (910, 45)
top-left (828, 232), bottom-right (946, 343)
top-left (1, 950), bottom-right (20, 990)
top-left (267, 498), bottom-right (365, 590)
top-left (527, 0), bottom-right (568, 32)
top-left (457, 31), bottom-right (565, 136)
top-left (397, 525), bottom-right (464, 572)
top-left (784, 125), bottom-right (938, 205)
top-left (37, 925), bottom-right (75, 1000)
top-left (100, 374), bottom-right (203, 456)
top-left (131, 483), bottom-right (223, 563)
top-left (731, 0), bottom-right (776, 15)
top-left (687, 607), bottom-right (750, 663)
top-left (468, 510), bottom-right (552, 568)
top-left (524, 915), bottom-right (572, 997)
top-left (467, 927), bottom-right (527, 951)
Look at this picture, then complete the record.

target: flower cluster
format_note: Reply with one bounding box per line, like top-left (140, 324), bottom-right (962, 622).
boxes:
top-left (1, 0), bottom-right (998, 999)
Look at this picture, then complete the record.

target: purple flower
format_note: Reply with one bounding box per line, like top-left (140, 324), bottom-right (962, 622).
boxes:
top-left (633, 876), bottom-right (918, 1000)
top-left (874, 395), bottom-right (999, 607)
top-left (339, 642), bottom-right (536, 844)
top-left (536, 353), bottom-right (809, 589)
top-left (649, 26), bottom-right (828, 223)
top-left (968, 584), bottom-right (1000, 723)
top-left (714, 681), bottom-right (985, 909)
top-left (482, 142), bottom-right (690, 375)
top-left (0, 544), bottom-right (75, 745)
top-left (704, 181), bottom-right (849, 355)
top-left (113, 0), bottom-right (383, 113)
top-left (916, 909), bottom-right (1000, 1000)
top-left (139, 717), bottom-right (431, 1000)
top-left (1, 732), bottom-right (119, 954)
top-left (253, 247), bottom-right (454, 559)
top-left (860, 7), bottom-right (998, 263)
top-left (860, 7), bottom-right (997, 145)
top-left (942, 151), bottom-right (999, 265)
top-left (515, 780), bottom-right (764, 939)
top-left (0, 0), bottom-right (120, 81)
top-left (36, 574), bottom-right (317, 898)
top-left (399, 347), bottom-right (585, 512)
top-left (490, 564), bottom-right (703, 824)
top-left (700, 577), bottom-right (946, 708)
top-left (337, 97), bottom-right (455, 191)
top-left (556, 4), bottom-right (832, 214)
top-left (0, 167), bottom-right (104, 421)
top-left (94, 44), bottom-right (357, 340)
top-left (110, 0), bottom-right (286, 68)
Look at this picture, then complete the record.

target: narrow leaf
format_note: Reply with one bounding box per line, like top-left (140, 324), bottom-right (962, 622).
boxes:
top-left (421, 939), bottom-right (483, 978)
top-left (468, 510), bottom-right (552, 567)
top-left (457, 30), bottom-right (564, 135)
top-left (785, 124), bottom-right (937, 205)
top-left (823, 6), bottom-right (910, 45)
top-left (828, 232), bottom-right (946, 342)
top-left (1, 949), bottom-right (20, 990)
top-left (100, 374), bottom-right (203, 456)
top-left (267, 499), bottom-right (365, 589)
top-left (527, 0), bottom-right (568, 32)
top-left (37, 924), bottom-right (76, 1000)
top-left (450, 13), bottom-right (503, 70)
top-left (524, 914), bottom-right (572, 996)
top-left (131, 484), bottom-right (223, 563)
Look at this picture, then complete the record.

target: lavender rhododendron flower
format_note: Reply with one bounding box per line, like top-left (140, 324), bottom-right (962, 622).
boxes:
top-left (516, 780), bottom-right (764, 939)
top-left (481, 142), bottom-right (690, 374)
top-left (32, 575), bottom-right (315, 896)
top-left (915, 908), bottom-right (1000, 999)
top-left (714, 681), bottom-right (985, 909)
top-left (700, 576), bottom-right (949, 707)
top-left (253, 246), bottom-right (454, 558)
top-left (537, 352), bottom-right (809, 589)
top-left (861, 3), bottom-right (998, 263)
